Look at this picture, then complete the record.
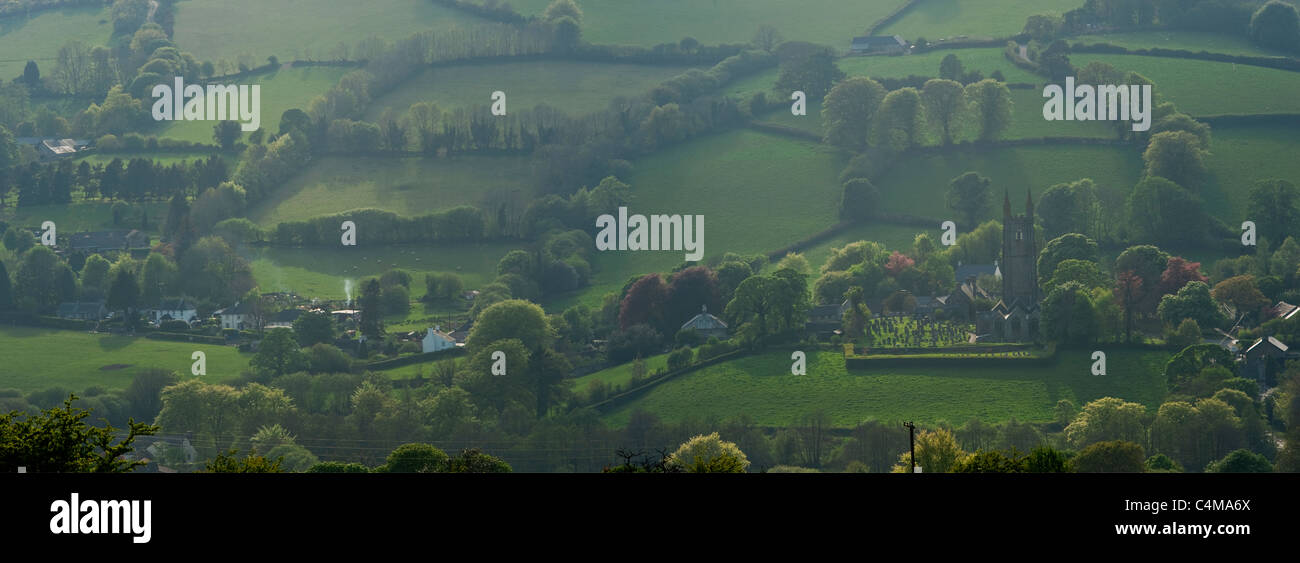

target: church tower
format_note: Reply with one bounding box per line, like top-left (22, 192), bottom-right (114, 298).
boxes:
top-left (1001, 191), bottom-right (1038, 307)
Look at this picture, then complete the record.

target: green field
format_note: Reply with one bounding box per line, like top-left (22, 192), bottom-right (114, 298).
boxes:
top-left (173, 0), bottom-right (481, 65)
top-left (1202, 124), bottom-right (1300, 223)
top-left (1, 201), bottom-right (169, 234)
top-left (879, 0), bottom-right (1083, 40)
top-left (546, 128), bottom-right (847, 310)
top-left (363, 61), bottom-right (694, 120)
top-left (0, 326), bottom-right (247, 393)
top-left (153, 65), bottom-right (350, 143)
top-left (507, 0), bottom-right (907, 47)
top-left (873, 143), bottom-right (1145, 223)
top-left (0, 6), bottom-right (112, 81)
top-left (246, 240), bottom-right (522, 301)
top-left (247, 154), bottom-right (535, 226)
top-left (728, 48), bottom-right (1045, 102)
top-left (1070, 53), bottom-right (1300, 116)
top-left (603, 348), bottom-right (1170, 428)
top-left (1078, 31), bottom-right (1285, 57)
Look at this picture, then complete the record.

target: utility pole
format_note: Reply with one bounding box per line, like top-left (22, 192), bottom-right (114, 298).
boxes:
top-left (903, 421), bottom-right (916, 473)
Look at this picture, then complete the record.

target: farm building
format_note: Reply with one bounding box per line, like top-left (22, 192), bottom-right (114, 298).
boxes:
top-left (15, 137), bottom-right (89, 160)
top-left (681, 305), bottom-right (729, 340)
top-left (1270, 301), bottom-right (1300, 321)
top-left (56, 301), bottom-right (107, 321)
top-left (266, 307), bottom-right (305, 329)
top-left (1242, 336), bottom-right (1295, 382)
top-left (851, 35), bottom-right (907, 54)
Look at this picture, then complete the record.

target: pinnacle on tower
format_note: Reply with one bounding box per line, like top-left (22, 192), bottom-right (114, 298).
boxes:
top-left (1025, 190), bottom-right (1033, 217)
top-left (1003, 190), bottom-right (1011, 218)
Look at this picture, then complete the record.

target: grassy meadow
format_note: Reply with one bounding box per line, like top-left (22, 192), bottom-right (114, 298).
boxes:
top-left (0, 325), bottom-right (247, 393)
top-left (603, 347), bottom-right (1171, 428)
top-left (245, 240), bottom-right (522, 300)
top-left (363, 60), bottom-right (695, 120)
top-left (1070, 53), bottom-right (1300, 116)
top-left (152, 65), bottom-right (350, 144)
top-left (1, 201), bottom-right (169, 234)
top-left (172, 0), bottom-right (481, 65)
top-left (247, 154), bottom-right (535, 226)
top-left (0, 5), bottom-right (112, 80)
top-left (572, 353), bottom-right (670, 391)
top-left (1201, 124), bottom-right (1300, 223)
top-left (546, 128), bottom-right (847, 310)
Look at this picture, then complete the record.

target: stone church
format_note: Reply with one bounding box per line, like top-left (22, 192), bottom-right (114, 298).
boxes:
top-left (977, 192), bottom-right (1041, 341)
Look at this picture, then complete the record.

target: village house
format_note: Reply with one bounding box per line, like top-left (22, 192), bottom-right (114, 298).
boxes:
top-left (143, 298), bottom-right (199, 324)
top-left (681, 305), bottom-right (729, 340)
top-left (850, 35), bottom-right (908, 55)
top-left (422, 326), bottom-right (457, 354)
top-left (55, 301), bottom-right (107, 321)
top-left (217, 301), bottom-right (257, 330)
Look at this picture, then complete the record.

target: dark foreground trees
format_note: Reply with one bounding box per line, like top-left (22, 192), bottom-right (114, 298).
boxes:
top-left (0, 395), bottom-right (157, 472)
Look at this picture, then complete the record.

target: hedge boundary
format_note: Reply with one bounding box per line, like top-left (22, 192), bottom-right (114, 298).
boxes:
top-left (1070, 42), bottom-right (1300, 73)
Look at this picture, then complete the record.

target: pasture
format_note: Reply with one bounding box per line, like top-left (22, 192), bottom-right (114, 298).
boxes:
top-left (546, 128), bottom-right (847, 310)
top-left (1069, 53), bottom-right (1300, 116)
top-left (602, 347), bottom-right (1170, 428)
top-left (0, 5), bottom-right (112, 81)
top-left (172, 0), bottom-right (481, 65)
top-left (878, 0), bottom-right (1083, 40)
top-left (506, 0), bottom-right (907, 47)
top-left (572, 353), bottom-right (670, 391)
top-left (0, 325), bottom-right (247, 393)
top-left (1, 201), bottom-right (169, 234)
top-left (363, 60), bottom-right (694, 120)
top-left (152, 65), bottom-right (350, 144)
top-left (247, 154), bottom-right (534, 226)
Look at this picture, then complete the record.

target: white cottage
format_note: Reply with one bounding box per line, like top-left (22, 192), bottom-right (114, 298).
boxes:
top-left (422, 326), bottom-right (456, 354)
